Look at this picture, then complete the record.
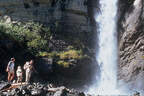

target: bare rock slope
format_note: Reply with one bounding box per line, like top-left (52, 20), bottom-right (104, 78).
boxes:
top-left (119, 0), bottom-right (144, 91)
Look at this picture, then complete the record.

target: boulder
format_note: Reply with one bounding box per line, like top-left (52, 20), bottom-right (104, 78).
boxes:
top-left (0, 82), bottom-right (11, 91)
top-left (0, 81), bottom-right (89, 96)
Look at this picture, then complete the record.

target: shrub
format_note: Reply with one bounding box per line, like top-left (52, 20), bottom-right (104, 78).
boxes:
top-left (57, 60), bottom-right (70, 68)
top-left (38, 51), bottom-right (59, 58)
top-left (59, 50), bottom-right (83, 59)
top-left (47, 51), bottom-right (59, 58)
top-left (0, 21), bottom-right (51, 55)
top-left (38, 52), bottom-right (49, 57)
top-left (0, 21), bottom-right (89, 69)
top-left (38, 48), bottom-right (85, 68)
top-left (55, 49), bottom-right (85, 68)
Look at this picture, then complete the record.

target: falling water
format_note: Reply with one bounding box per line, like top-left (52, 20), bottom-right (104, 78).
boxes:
top-left (89, 0), bottom-right (120, 95)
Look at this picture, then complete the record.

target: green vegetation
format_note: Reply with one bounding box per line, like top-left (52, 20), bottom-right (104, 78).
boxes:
top-left (38, 51), bottom-right (58, 58)
top-left (38, 48), bottom-right (86, 68)
top-left (0, 21), bottom-right (51, 55)
top-left (0, 21), bottom-right (88, 68)
top-left (57, 49), bottom-right (84, 68)
top-left (59, 49), bottom-right (83, 59)
top-left (57, 60), bottom-right (69, 68)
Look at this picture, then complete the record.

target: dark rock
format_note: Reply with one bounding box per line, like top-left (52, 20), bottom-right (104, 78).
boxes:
top-left (78, 92), bottom-right (85, 96)
top-left (0, 82), bottom-right (11, 90)
top-left (52, 86), bottom-right (66, 96)
top-left (0, 81), bottom-right (90, 96)
top-left (27, 85), bottom-right (34, 90)
top-left (37, 58), bottom-right (53, 74)
top-left (133, 91), bottom-right (140, 96)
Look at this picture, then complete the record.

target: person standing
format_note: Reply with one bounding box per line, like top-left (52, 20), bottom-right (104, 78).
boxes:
top-left (16, 66), bottom-right (23, 83)
top-left (6, 58), bottom-right (15, 82)
top-left (23, 60), bottom-right (35, 83)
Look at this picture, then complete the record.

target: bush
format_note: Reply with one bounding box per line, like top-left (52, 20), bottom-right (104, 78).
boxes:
top-left (59, 50), bottom-right (83, 59)
top-left (55, 49), bottom-right (85, 68)
top-left (0, 21), bottom-right (89, 69)
top-left (0, 21), bottom-right (51, 55)
top-left (38, 51), bottom-right (59, 58)
top-left (57, 60), bottom-right (70, 68)
top-left (38, 49), bottom-right (85, 68)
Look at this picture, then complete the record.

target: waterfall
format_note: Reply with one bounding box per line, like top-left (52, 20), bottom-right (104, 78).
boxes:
top-left (89, 0), bottom-right (120, 95)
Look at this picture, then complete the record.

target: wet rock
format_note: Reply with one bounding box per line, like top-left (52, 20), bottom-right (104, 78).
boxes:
top-left (118, 0), bottom-right (144, 92)
top-left (52, 86), bottom-right (66, 96)
top-left (31, 88), bottom-right (42, 95)
top-left (27, 84), bottom-right (34, 90)
top-left (133, 91), bottom-right (140, 96)
top-left (0, 82), bottom-right (11, 90)
top-left (0, 82), bottom-right (88, 96)
top-left (78, 92), bottom-right (85, 96)
top-left (0, 15), bottom-right (12, 23)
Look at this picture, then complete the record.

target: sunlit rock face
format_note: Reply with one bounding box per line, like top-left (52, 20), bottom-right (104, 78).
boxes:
top-left (0, 0), bottom-right (98, 89)
top-left (118, 0), bottom-right (144, 92)
top-left (0, 0), bottom-right (89, 34)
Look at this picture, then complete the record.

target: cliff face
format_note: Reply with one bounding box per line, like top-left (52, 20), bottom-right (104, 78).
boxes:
top-left (118, 0), bottom-right (144, 91)
top-left (2, 0), bottom-right (144, 91)
top-left (0, 0), bottom-right (98, 89)
top-left (0, 0), bottom-right (89, 34)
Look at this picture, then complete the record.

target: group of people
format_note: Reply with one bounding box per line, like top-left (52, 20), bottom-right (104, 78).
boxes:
top-left (6, 58), bottom-right (35, 84)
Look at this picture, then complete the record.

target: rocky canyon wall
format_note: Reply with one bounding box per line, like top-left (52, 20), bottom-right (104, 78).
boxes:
top-left (0, 0), bottom-right (98, 89)
top-left (0, 0), bottom-right (90, 34)
top-left (1, 0), bottom-right (144, 91)
top-left (118, 0), bottom-right (144, 91)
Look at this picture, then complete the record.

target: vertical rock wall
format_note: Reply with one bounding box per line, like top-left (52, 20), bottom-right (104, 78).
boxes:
top-left (119, 0), bottom-right (144, 91)
top-left (0, 0), bottom-right (89, 34)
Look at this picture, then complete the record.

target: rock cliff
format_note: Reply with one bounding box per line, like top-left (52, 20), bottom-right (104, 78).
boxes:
top-left (0, 0), bottom-right (89, 34)
top-left (0, 0), bottom-right (97, 89)
top-left (118, 0), bottom-right (144, 91)
top-left (1, 0), bottom-right (144, 93)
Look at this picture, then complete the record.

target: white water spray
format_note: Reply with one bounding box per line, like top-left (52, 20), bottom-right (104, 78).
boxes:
top-left (89, 0), bottom-right (120, 95)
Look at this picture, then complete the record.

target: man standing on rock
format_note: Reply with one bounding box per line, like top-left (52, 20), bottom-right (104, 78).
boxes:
top-left (6, 58), bottom-right (15, 82)
top-left (24, 60), bottom-right (35, 83)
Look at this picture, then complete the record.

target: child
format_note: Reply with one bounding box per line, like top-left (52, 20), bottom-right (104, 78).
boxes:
top-left (16, 66), bottom-right (23, 83)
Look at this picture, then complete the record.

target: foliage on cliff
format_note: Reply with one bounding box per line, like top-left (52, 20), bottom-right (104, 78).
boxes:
top-left (0, 21), bottom-right (89, 68)
top-left (0, 21), bottom-right (51, 55)
top-left (38, 47), bottom-right (88, 68)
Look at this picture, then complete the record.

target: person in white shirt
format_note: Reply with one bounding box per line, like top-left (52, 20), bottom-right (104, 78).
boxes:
top-left (6, 58), bottom-right (15, 82)
top-left (16, 66), bottom-right (23, 83)
top-left (23, 60), bottom-right (34, 83)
